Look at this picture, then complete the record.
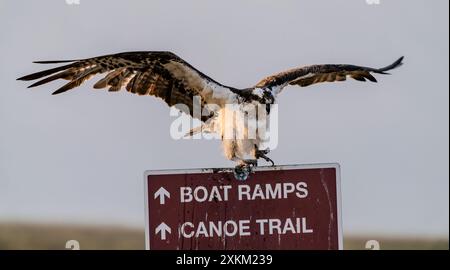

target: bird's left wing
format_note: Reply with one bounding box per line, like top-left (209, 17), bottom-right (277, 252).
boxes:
top-left (17, 51), bottom-right (235, 121)
top-left (255, 57), bottom-right (404, 93)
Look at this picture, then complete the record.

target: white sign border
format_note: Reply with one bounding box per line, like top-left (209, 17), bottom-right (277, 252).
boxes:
top-left (144, 163), bottom-right (343, 250)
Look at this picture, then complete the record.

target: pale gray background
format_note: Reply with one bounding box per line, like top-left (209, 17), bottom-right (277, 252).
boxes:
top-left (0, 0), bottom-right (448, 238)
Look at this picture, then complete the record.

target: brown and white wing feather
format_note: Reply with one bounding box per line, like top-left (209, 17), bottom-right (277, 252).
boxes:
top-left (256, 56), bottom-right (404, 91)
top-left (17, 51), bottom-right (235, 121)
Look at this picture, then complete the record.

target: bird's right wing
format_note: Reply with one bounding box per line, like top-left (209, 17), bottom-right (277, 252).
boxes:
top-left (17, 51), bottom-right (236, 121)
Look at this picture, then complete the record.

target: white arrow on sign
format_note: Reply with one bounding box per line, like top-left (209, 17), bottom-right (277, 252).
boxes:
top-left (154, 187), bottom-right (170, 204)
top-left (155, 222), bottom-right (171, 240)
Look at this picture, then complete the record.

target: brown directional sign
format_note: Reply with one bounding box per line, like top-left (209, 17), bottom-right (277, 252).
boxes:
top-left (144, 164), bottom-right (342, 250)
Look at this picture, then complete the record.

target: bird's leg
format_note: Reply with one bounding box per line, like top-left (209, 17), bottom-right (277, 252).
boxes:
top-left (255, 148), bottom-right (275, 166)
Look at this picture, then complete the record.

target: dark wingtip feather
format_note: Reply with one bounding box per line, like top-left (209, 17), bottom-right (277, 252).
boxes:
top-left (17, 62), bottom-right (75, 81)
top-left (50, 72), bottom-right (92, 95)
top-left (27, 80), bottom-right (50, 88)
top-left (52, 86), bottom-right (70, 95)
top-left (17, 74), bottom-right (35, 81)
top-left (51, 91), bottom-right (62, 95)
top-left (377, 56), bottom-right (404, 73)
top-left (364, 72), bottom-right (378, 82)
top-left (33, 60), bottom-right (76, 64)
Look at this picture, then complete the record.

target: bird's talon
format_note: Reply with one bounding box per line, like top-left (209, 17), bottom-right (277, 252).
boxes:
top-left (234, 164), bottom-right (251, 181)
top-left (256, 150), bottom-right (275, 166)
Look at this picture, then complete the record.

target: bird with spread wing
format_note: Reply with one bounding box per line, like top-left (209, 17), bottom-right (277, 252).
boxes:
top-left (18, 51), bottom-right (403, 177)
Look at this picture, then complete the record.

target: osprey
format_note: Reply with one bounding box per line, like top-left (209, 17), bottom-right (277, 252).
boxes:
top-left (17, 51), bottom-right (403, 176)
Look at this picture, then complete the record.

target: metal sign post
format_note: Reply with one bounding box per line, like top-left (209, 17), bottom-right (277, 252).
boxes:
top-left (144, 163), bottom-right (343, 250)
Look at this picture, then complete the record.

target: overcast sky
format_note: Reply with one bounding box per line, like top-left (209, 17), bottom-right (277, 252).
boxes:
top-left (0, 0), bottom-right (448, 238)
